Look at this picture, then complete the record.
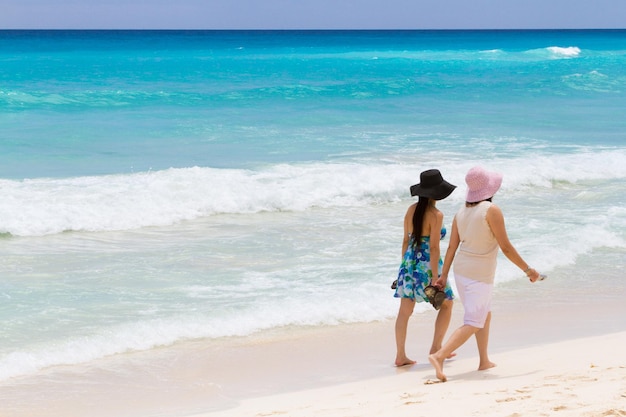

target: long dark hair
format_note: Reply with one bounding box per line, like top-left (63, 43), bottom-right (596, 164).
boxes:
top-left (411, 196), bottom-right (429, 249)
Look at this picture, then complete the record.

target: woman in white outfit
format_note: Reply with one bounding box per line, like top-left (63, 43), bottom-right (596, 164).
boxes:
top-left (428, 166), bottom-right (542, 382)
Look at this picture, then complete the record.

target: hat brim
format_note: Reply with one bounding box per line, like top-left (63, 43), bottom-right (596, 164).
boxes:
top-left (410, 180), bottom-right (457, 200)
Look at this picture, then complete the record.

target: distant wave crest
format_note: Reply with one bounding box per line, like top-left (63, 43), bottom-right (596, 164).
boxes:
top-left (547, 46), bottom-right (581, 57)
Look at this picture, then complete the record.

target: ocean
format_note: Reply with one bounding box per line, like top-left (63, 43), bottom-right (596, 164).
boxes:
top-left (1, 30), bottom-right (625, 386)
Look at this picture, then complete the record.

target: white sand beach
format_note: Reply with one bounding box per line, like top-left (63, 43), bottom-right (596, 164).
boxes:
top-left (200, 332), bottom-right (626, 417)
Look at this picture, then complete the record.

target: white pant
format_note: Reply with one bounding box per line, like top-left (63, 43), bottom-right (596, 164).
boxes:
top-left (454, 273), bottom-right (493, 328)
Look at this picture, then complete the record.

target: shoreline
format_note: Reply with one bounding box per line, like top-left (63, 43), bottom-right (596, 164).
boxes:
top-left (2, 274), bottom-right (625, 417)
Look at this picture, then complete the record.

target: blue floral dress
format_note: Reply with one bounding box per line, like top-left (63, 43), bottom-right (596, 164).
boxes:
top-left (394, 227), bottom-right (455, 303)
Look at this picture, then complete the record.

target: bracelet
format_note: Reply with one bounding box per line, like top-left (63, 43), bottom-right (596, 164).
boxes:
top-left (523, 267), bottom-right (532, 275)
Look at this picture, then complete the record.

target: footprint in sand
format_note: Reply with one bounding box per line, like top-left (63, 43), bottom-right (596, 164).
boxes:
top-left (597, 410), bottom-right (626, 417)
top-left (496, 397), bottom-right (518, 403)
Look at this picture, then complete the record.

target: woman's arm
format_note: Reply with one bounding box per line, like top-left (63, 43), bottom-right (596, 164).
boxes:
top-left (401, 204), bottom-right (415, 259)
top-left (428, 208), bottom-right (444, 282)
top-left (486, 204), bottom-right (540, 282)
top-left (434, 216), bottom-right (459, 289)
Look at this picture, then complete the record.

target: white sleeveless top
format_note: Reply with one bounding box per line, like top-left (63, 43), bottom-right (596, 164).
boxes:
top-left (453, 201), bottom-right (498, 283)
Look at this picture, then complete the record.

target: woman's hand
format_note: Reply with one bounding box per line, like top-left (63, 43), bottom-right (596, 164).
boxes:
top-left (433, 275), bottom-right (447, 289)
top-left (526, 268), bottom-right (540, 283)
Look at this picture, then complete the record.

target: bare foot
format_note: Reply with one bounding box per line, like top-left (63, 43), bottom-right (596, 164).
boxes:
top-left (478, 361), bottom-right (496, 371)
top-left (428, 354), bottom-right (447, 382)
top-left (429, 347), bottom-right (456, 359)
top-left (395, 357), bottom-right (416, 367)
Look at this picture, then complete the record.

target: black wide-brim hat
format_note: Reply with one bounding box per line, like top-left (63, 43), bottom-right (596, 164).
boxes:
top-left (410, 169), bottom-right (457, 200)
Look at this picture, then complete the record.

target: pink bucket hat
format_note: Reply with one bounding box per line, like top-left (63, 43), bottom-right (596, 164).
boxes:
top-left (465, 166), bottom-right (503, 203)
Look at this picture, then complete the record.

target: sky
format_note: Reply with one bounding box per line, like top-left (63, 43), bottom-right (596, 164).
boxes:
top-left (1, 0), bottom-right (626, 30)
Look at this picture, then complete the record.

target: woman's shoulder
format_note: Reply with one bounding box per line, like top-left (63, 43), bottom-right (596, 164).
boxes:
top-left (403, 202), bottom-right (418, 224)
top-left (485, 201), bottom-right (500, 212)
top-left (426, 206), bottom-right (444, 222)
top-left (485, 202), bottom-right (504, 221)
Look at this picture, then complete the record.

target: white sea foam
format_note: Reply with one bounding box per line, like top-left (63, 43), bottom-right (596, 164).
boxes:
top-left (1, 151), bottom-right (624, 380)
top-left (547, 46), bottom-right (581, 57)
top-left (1, 148), bottom-right (625, 237)
top-left (521, 46), bottom-right (582, 60)
top-left (0, 280), bottom-right (399, 380)
top-left (561, 70), bottom-right (621, 93)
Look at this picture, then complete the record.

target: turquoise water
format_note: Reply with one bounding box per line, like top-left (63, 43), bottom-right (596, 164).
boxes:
top-left (0, 30), bottom-right (625, 381)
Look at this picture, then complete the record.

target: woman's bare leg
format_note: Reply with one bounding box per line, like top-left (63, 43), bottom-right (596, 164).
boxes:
top-left (475, 311), bottom-right (496, 370)
top-left (430, 299), bottom-right (453, 354)
top-left (395, 298), bottom-right (416, 366)
top-left (429, 324), bottom-right (479, 381)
